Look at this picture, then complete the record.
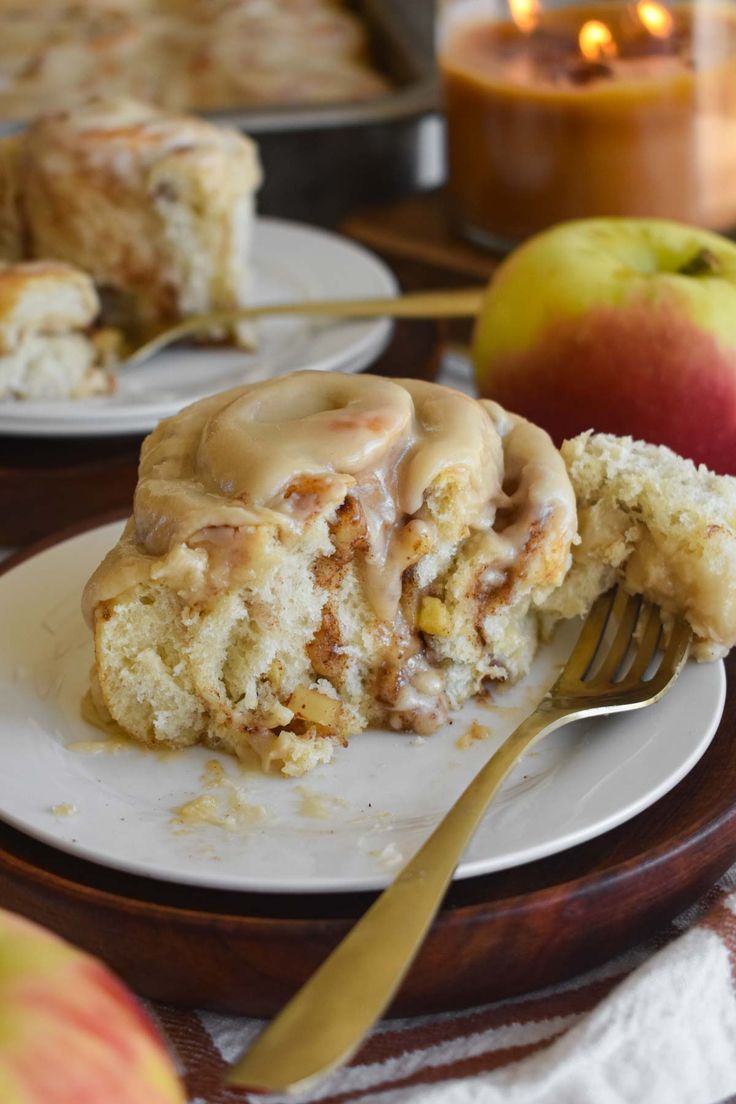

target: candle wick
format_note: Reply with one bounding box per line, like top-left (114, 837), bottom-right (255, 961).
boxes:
top-left (566, 59), bottom-right (614, 83)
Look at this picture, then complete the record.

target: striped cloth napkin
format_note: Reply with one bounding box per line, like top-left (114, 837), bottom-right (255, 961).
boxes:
top-left (147, 862), bottom-right (736, 1104)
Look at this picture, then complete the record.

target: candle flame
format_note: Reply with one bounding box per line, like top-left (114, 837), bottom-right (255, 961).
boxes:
top-left (636, 0), bottom-right (674, 38)
top-left (578, 19), bottom-right (618, 61)
top-left (509, 0), bottom-right (540, 34)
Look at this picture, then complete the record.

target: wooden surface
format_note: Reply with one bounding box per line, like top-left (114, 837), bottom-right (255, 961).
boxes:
top-left (0, 518), bottom-right (734, 1016)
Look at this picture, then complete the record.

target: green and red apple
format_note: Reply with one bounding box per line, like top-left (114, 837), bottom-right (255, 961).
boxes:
top-left (472, 218), bottom-right (736, 475)
top-left (0, 908), bottom-right (184, 1103)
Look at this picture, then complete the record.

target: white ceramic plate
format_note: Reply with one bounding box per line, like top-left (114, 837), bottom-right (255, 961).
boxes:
top-left (0, 218), bottom-right (396, 438)
top-left (0, 522), bottom-right (726, 894)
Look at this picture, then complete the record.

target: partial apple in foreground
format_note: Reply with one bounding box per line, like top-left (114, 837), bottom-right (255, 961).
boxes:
top-left (0, 908), bottom-right (184, 1103)
top-left (472, 218), bottom-right (736, 475)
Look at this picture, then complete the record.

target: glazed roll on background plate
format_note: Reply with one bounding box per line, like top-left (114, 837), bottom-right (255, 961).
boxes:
top-left (4, 97), bottom-right (262, 346)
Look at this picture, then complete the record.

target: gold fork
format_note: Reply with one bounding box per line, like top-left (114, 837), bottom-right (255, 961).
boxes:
top-left (228, 586), bottom-right (692, 1093)
top-left (120, 287), bottom-right (485, 371)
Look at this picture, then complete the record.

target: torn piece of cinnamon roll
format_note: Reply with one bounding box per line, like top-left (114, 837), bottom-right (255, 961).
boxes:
top-left (82, 371), bottom-right (577, 776)
top-left (0, 260), bottom-right (114, 398)
top-left (540, 432), bottom-right (736, 662)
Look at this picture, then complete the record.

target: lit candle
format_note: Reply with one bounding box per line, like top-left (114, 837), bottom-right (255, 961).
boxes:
top-left (439, 2), bottom-right (736, 247)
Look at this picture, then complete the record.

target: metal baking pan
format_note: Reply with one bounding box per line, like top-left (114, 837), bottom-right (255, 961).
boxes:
top-left (204, 0), bottom-right (440, 225)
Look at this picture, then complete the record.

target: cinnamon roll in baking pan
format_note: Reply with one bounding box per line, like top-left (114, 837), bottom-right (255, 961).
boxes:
top-left (0, 1), bottom-right (389, 121)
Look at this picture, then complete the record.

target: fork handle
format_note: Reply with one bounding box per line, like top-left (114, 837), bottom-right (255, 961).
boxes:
top-left (228, 702), bottom-right (568, 1093)
top-left (124, 286), bottom-right (486, 370)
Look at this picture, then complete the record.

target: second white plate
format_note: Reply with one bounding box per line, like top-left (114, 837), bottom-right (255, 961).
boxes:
top-left (0, 218), bottom-right (396, 438)
top-left (0, 521), bottom-right (726, 894)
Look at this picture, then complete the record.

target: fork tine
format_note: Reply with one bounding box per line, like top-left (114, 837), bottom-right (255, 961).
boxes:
top-left (587, 589), bottom-right (641, 687)
top-left (621, 601), bottom-right (662, 684)
top-left (558, 587), bottom-right (617, 686)
top-left (642, 619), bottom-right (692, 697)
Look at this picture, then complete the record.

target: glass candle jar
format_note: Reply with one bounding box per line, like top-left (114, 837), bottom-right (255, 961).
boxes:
top-left (437, 0), bottom-right (736, 248)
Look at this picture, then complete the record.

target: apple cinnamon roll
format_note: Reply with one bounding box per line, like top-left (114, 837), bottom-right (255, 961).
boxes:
top-left (0, 9), bottom-right (160, 122)
top-left (540, 432), bottom-right (736, 661)
top-left (184, 0), bottom-right (390, 110)
top-left (82, 371), bottom-right (577, 775)
top-left (0, 1), bottom-right (389, 120)
top-left (0, 260), bottom-right (113, 399)
top-left (13, 97), bottom-right (262, 346)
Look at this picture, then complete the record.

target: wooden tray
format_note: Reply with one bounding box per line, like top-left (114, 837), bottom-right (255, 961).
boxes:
top-left (0, 520), bottom-right (734, 1017)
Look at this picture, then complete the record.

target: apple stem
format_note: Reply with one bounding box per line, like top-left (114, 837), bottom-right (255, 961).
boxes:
top-left (678, 248), bottom-right (721, 277)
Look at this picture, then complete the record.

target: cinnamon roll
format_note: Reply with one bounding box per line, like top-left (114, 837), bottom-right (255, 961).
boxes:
top-left (83, 372), bottom-right (577, 775)
top-left (0, 260), bottom-right (112, 399)
top-left (540, 432), bottom-right (736, 662)
top-left (183, 0), bottom-right (389, 111)
top-left (0, 1), bottom-right (389, 121)
top-left (15, 97), bottom-right (262, 346)
top-left (0, 9), bottom-right (161, 121)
